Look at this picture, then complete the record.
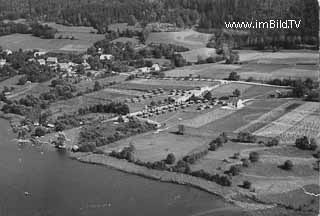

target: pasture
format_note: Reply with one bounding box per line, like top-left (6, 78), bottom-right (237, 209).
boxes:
top-left (146, 29), bottom-right (212, 50)
top-left (0, 23), bottom-right (105, 52)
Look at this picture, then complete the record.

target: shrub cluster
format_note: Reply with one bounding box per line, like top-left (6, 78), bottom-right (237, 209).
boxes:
top-left (209, 133), bottom-right (228, 151)
top-left (78, 102), bottom-right (130, 115)
top-left (183, 149), bottom-right (209, 164)
top-left (295, 136), bottom-right (318, 151)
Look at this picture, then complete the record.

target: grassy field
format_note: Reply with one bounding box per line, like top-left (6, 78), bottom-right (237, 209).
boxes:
top-left (0, 23), bottom-right (104, 52)
top-left (146, 29), bottom-right (212, 50)
top-left (180, 48), bottom-right (217, 63)
top-left (103, 131), bottom-right (212, 163)
top-left (164, 50), bottom-right (319, 81)
top-left (195, 99), bottom-right (290, 136)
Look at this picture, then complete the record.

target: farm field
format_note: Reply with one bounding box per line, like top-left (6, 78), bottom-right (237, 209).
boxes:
top-left (146, 29), bottom-right (212, 50)
top-left (210, 83), bottom-right (252, 98)
top-left (164, 50), bottom-right (319, 81)
top-left (235, 101), bottom-right (303, 133)
top-left (164, 63), bottom-right (241, 79)
top-left (0, 23), bottom-right (104, 52)
top-left (103, 131), bottom-right (212, 163)
top-left (128, 78), bottom-right (218, 88)
top-left (196, 99), bottom-right (290, 136)
top-left (253, 102), bottom-right (320, 143)
top-left (180, 47), bottom-right (217, 63)
top-left (181, 108), bottom-right (235, 128)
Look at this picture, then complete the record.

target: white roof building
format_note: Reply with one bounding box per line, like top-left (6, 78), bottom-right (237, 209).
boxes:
top-left (37, 59), bottom-right (46, 65)
top-left (47, 57), bottom-right (58, 64)
top-left (4, 49), bottom-right (12, 55)
top-left (151, 64), bottom-right (161, 72)
top-left (0, 59), bottom-right (6, 67)
top-left (34, 51), bottom-right (47, 57)
top-left (100, 54), bottom-right (113, 61)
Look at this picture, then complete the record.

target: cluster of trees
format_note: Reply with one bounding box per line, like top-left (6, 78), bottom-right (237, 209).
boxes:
top-left (18, 62), bottom-right (57, 84)
top-left (1, 0), bottom-right (319, 48)
top-left (110, 148), bottom-right (232, 186)
top-left (78, 102), bottom-right (130, 116)
top-left (40, 80), bottom-right (77, 101)
top-left (0, 21), bottom-right (57, 39)
top-left (79, 117), bottom-right (156, 152)
top-left (236, 132), bottom-right (257, 143)
top-left (295, 136), bottom-right (318, 151)
top-left (209, 133), bottom-right (228, 151)
top-left (30, 22), bottom-right (57, 39)
top-left (182, 149), bottom-right (209, 164)
top-left (54, 114), bottom-right (82, 132)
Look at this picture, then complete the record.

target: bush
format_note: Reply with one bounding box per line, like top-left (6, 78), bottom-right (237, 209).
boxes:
top-left (241, 158), bottom-right (250, 167)
top-left (295, 136), bottom-right (318, 150)
top-left (227, 165), bottom-right (241, 176)
top-left (166, 153), bottom-right (176, 165)
top-left (242, 180), bottom-right (252, 189)
top-left (281, 160), bottom-right (293, 170)
top-left (249, 152), bottom-right (259, 162)
top-left (34, 127), bottom-right (46, 137)
top-left (237, 132), bottom-right (257, 143)
top-left (79, 143), bottom-right (96, 152)
top-left (266, 138), bottom-right (279, 147)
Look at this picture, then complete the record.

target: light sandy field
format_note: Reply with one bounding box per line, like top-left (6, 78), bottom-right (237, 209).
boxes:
top-left (182, 108), bottom-right (235, 128)
top-left (210, 83), bottom-right (252, 98)
top-left (146, 29), bottom-right (212, 50)
top-left (254, 102), bottom-right (320, 140)
top-left (128, 78), bottom-right (219, 88)
top-left (237, 50), bottom-right (319, 63)
top-left (164, 63), bottom-right (241, 79)
top-left (180, 48), bottom-right (217, 63)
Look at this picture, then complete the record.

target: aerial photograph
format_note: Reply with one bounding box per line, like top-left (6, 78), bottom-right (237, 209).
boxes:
top-left (0, 0), bottom-right (319, 215)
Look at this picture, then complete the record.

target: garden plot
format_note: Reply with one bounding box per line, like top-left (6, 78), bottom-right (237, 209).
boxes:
top-left (181, 108), bottom-right (235, 128)
top-left (278, 109), bottom-right (320, 144)
top-left (234, 101), bottom-right (302, 133)
top-left (253, 102), bottom-right (320, 138)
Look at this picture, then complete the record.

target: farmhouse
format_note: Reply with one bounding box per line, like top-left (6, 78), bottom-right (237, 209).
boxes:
top-left (100, 54), bottom-right (113, 61)
top-left (227, 97), bottom-right (243, 109)
top-left (151, 63), bottom-right (161, 72)
top-left (0, 59), bottom-right (6, 67)
top-left (37, 59), bottom-right (46, 65)
top-left (47, 57), bottom-right (58, 65)
top-left (34, 51), bottom-right (47, 57)
top-left (4, 49), bottom-right (12, 55)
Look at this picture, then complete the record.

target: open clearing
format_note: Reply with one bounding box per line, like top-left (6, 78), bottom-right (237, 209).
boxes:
top-left (0, 23), bottom-right (104, 52)
top-left (180, 48), bottom-right (217, 63)
top-left (103, 131), bottom-right (212, 163)
top-left (146, 29), bottom-right (212, 50)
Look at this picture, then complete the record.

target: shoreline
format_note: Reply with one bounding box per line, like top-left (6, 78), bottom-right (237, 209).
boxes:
top-left (70, 152), bottom-right (276, 211)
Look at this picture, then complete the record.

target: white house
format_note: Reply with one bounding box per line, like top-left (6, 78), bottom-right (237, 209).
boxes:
top-left (47, 57), bottom-right (58, 65)
top-left (0, 59), bottom-right (6, 67)
top-left (37, 59), bottom-right (46, 65)
top-left (151, 63), bottom-right (161, 72)
top-left (34, 51), bottom-right (47, 58)
top-left (100, 54), bottom-right (113, 61)
top-left (138, 67), bottom-right (151, 73)
top-left (4, 49), bottom-right (12, 55)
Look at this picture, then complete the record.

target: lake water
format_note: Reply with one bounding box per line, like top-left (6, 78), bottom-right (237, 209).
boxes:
top-left (0, 118), bottom-right (246, 216)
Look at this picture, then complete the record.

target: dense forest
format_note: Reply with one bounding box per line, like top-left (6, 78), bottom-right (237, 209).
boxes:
top-left (0, 0), bottom-right (318, 48)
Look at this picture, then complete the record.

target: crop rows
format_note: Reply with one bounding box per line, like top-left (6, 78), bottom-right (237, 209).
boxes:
top-left (234, 101), bottom-right (300, 133)
top-left (279, 109), bottom-right (320, 144)
top-left (254, 102), bottom-right (319, 138)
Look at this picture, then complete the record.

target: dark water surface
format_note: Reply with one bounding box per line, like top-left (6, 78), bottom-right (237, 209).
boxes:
top-left (0, 119), bottom-right (246, 216)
